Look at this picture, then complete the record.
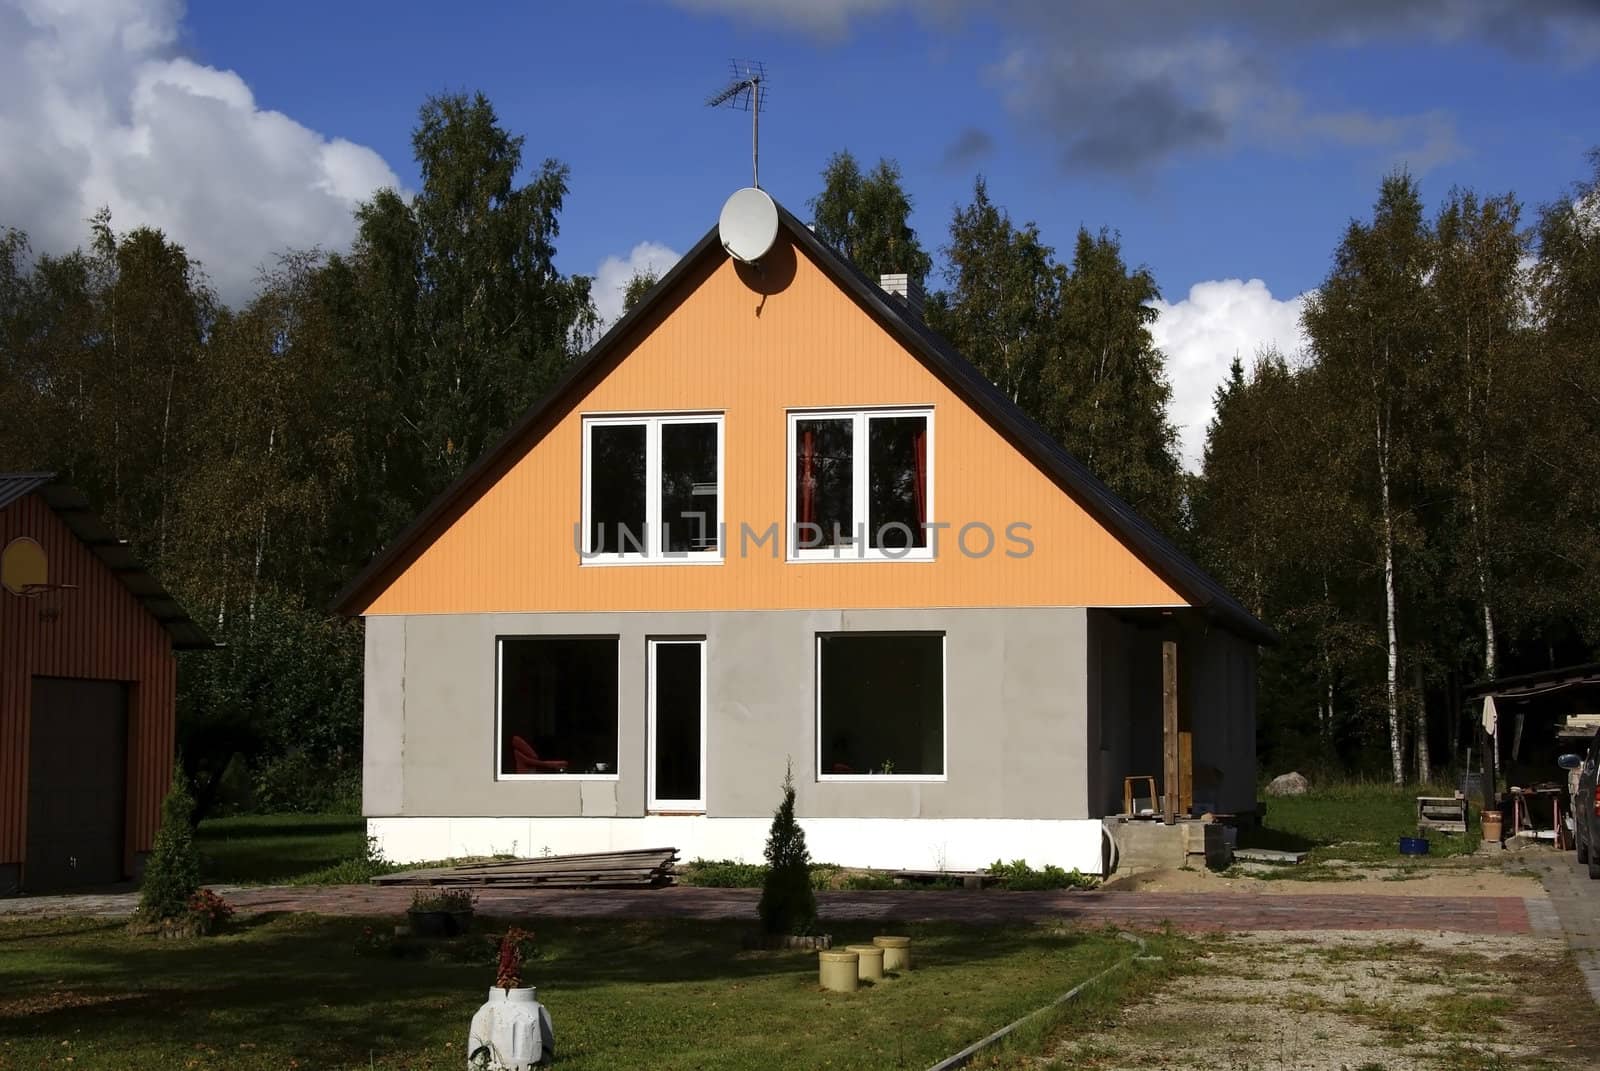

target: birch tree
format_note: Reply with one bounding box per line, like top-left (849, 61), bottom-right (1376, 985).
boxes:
top-left (1303, 173), bottom-right (1435, 784)
top-left (927, 178), bottom-right (1059, 414)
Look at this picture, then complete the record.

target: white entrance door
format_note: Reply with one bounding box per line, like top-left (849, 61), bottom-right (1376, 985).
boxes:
top-left (648, 638), bottom-right (706, 812)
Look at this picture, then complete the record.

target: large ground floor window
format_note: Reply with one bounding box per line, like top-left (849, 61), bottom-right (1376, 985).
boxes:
top-left (817, 633), bottom-right (945, 779)
top-left (498, 637), bottom-right (619, 778)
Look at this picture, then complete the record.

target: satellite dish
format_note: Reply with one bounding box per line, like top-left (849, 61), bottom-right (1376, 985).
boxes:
top-left (719, 187), bottom-right (778, 264)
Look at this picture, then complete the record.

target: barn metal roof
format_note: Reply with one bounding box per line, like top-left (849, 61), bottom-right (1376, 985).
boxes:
top-left (0, 473), bottom-right (215, 650)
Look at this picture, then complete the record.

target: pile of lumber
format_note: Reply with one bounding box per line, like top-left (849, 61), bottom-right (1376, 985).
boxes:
top-left (1560, 713), bottom-right (1600, 738)
top-left (373, 847), bottom-right (679, 889)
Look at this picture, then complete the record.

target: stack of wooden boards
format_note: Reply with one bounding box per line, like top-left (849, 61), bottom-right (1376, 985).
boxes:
top-left (1560, 712), bottom-right (1600, 738)
top-left (373, 847), bottom-right (679, 889)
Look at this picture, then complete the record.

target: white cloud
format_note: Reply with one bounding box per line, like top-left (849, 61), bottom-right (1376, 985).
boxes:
top-left (0, 0), bottom-right (400, 304)
top-left (675, 1), bottom-right (1600, 173)
top-left (673, 0), bottom-right (900, 36)
top-left (593, 241), bottom-right (682, 327)
top-left (1148, 278), bottom-right (1309, 472)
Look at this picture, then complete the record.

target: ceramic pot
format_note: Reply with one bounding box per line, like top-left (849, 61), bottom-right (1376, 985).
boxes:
top-left (409, 909), bottom-right (472, 938)
top-left (467, 987), bottom-right (554, 1069)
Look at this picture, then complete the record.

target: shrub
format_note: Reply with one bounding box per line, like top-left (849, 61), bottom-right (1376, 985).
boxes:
top-left (137, 768), bottom-right (201, 922)
top-left (410, 888), bottom-right (477, 914)
top-left (987, 858), bottom-right (1098, 891)
top-left (291, 833), bottom-right (397, 886)
top-left (681, 859), bottom-right (769, 887)
top-left (186, 888), bottom-right (235, 929)
top-left (758, 762), bottom-right (816, 935)
top-left (842, 872), bottom-right (897, 891)
top-left (251, 750), bottom-right (362, 815)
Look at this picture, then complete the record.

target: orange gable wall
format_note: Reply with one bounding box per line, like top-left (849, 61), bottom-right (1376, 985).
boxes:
top-left (363, 236), bottom-right (1187, 615)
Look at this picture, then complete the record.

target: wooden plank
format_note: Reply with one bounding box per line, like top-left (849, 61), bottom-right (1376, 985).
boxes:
top-left (1178, 730), bottom-right (1193, 816)
top-left (1233, 848), bottom-right (1307, 865)
top-left (1162, 640), bottom-right (1179, 826)
top-left (372, 845), bottom-right (679, 888)
top-left (452, 847), bottom-right (678, 871)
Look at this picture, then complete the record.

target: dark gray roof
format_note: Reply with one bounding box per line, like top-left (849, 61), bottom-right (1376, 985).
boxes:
top-left (0, 473), bottom-right (216, 649)
top-left (0, 472), bottom-right (53, 511)
top-left (333, 199), bottom-right (1275, 646)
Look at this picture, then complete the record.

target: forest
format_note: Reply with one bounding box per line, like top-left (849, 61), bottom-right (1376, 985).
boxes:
top-left (2, 91), bottom-right (1597, 811)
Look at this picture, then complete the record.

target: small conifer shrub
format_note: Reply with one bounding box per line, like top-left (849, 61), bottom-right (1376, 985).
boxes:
top-left (136, 767), bottom-right (201, 923)
top-left (758, 761), bottom-right (816, 935)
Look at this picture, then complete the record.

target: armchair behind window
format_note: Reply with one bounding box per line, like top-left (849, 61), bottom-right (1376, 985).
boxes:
top-left (511, 735), bottom-right (570, 774)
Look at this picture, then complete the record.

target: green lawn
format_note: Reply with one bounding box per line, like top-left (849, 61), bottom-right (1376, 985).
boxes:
top-left (1241, 782), bottom-right (1482, 866)
top-left (197, 813), bottom-right (374, 885)
top-left (0, 914), bottom-right (1177, 1070)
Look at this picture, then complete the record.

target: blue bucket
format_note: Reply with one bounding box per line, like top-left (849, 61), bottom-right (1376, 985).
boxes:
top-left (1398, 836), bottom-right (1431, 856)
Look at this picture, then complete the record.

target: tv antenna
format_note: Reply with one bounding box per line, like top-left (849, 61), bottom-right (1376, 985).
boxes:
top-left (706, 60), bottom-right (767, 188)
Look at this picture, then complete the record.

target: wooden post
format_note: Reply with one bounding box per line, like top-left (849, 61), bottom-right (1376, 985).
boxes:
top-left (1162, 640), bottom-right (1179, 826)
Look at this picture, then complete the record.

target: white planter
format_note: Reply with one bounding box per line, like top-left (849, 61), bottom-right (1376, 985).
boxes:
top-left (467, 987), bottom-right (554, 1069)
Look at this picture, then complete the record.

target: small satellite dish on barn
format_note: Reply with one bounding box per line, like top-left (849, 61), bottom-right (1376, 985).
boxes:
top-left (719, 187), bottom-right (779, 264)
top-left (1, 537), bottom-right (46, 596)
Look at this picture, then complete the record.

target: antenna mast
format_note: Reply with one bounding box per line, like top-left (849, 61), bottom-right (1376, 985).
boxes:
top-left (706, 60), bottom-right (768, 188)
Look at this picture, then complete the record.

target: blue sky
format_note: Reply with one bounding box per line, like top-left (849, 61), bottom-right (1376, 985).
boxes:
top-left (4, 1), bottom-right (1599, 465)
top-left (177, 2), bottom-right (1599, 294)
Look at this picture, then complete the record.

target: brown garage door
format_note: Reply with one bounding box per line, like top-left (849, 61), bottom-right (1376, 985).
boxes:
top-left (26, 677), bottom-right (129, 891)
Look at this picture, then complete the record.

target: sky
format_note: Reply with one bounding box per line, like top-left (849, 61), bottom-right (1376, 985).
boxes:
top-left (3, 1), bottom-right (1598, 469)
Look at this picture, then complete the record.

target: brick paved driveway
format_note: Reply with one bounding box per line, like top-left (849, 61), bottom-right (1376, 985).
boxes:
top-left (0, 882), bottom-right (1538, 935)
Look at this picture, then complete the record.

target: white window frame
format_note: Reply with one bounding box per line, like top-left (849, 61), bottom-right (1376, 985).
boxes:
top-left (646, 637), bottom-right (708, 812)
top-left (814, 631), bottom-right (949, 783)
top-left (581, 412), bottom-right (725, 565)
top-left (786, 406), bottom-right (935, 562)
top-left (494, 635), bottom-right (622, 782)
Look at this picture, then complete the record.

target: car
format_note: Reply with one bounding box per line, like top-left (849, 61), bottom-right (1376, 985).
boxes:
top-left (1559, 729), bottom-right (1600, 879)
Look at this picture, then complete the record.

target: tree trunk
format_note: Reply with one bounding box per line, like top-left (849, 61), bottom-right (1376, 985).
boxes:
top-left (1413, 660), bottom-right (1430, 783)
top-left (1378, 404), bottom-right (1403, 786)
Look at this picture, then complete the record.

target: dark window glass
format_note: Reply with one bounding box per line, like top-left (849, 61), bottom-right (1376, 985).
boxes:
top-left (868, 415), bottom-right (928, 549)
top-left (499, 638), bottom-right (618, 776)
top-left (661, 422), bottom-right (719, 553)
top-left (652, 642), bottom-right (703, 802)
top-left (818, 634), bottom-right (944, 776)
top-left (794, 418), bottom-right (853, 549)
top-left (589, 424), bottom-right (647, 554)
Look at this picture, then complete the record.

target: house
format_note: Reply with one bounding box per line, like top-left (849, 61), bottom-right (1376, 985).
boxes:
top-left (0, 475), bottom-right (212, 893)
top-left (333, 196), bottom-right (1272, 875)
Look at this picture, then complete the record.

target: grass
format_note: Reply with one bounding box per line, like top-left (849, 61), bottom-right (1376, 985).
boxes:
top-left (196, 813), bottom-right (392, 886)
top-left (1240, 782), bottom-right (1483, 867)
top-left (0, 914), bottom-right (1178, 1070)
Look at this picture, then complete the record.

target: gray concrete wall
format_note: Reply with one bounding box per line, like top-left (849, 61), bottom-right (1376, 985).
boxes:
top-left (364, 607), bottom-right (1092, 822)
top-left (362, 615), bottom-right (406, 816)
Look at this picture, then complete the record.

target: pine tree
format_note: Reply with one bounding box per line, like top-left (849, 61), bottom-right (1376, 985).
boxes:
top-left (137, 768), bottom-right (201, 922)
top-left (758, 762), bottom-right (815, 936)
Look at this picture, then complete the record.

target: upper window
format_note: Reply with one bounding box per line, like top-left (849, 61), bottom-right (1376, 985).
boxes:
top-left (817, 633), bottom-right (946, 779)
top-left (583, 414), bottom-right (723, 562)
top-left (788, 408), bottom-right (932, 560)
top-left (497, 637), bottom-right (619, 779)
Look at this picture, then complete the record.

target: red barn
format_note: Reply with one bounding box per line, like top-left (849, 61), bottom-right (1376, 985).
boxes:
top-left (0, 474), bottom-right (212, 893)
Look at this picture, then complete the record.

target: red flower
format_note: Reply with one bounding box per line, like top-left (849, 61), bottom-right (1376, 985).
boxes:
top-left (495, 927), bottom-right (532, 990)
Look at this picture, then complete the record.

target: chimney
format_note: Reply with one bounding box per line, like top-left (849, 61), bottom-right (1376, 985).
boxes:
top-left (878, 272), bottom-right (925, 321)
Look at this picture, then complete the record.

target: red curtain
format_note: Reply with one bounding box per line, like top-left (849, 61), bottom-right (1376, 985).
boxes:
top-left (800, 428), bottom-right (816, 531)
top-left (912, 428), bottom-right (927, 527)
